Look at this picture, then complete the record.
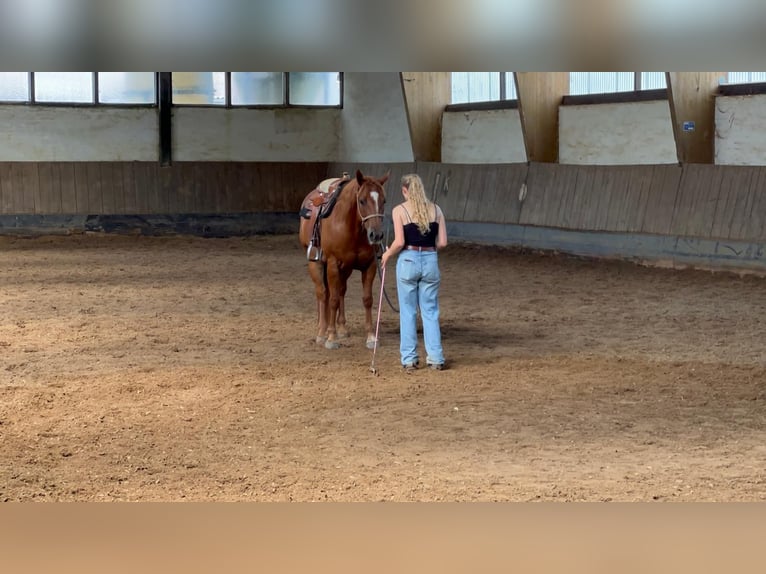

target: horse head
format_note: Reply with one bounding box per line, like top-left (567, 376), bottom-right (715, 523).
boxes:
top-left (355, 169), bottom-right (389, 245)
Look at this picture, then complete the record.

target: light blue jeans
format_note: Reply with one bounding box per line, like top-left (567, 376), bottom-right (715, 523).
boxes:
top-left (395, 250), bottom-right (445, 367)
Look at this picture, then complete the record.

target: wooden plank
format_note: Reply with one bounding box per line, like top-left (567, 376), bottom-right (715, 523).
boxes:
top-left (500, 165), bottom-right (527, 225)
top-left (100, 162), bottom-right (123, 214)
top-left (217, 162), bottom-right (233, 212)
top-left (0, 163), bottom-right (12, 214)
top-left (461, 166), bottom-right (488, 222)
top-left (579, 166), bottom-right (605, 230)
top-left (121, 162), bottom-right (138, 214)
top-left (554, 164), bottom-right (579, 229)
top-left (242, 162), bottom-right (260, 212)
top-left (610, 166), bottom-right (636, 232)
top-left (192, 162), bottom-right (212, 213)
top-left (743, 167), bottom-right (766, 241)
top-left (157, 163), bottom-right (174, 214)
top-left (73, 163), bottom-right (90, 213)
top-left (730, 168), bottom-right (758, 241)
top-left (722, 168), bottom-right (754, 239)
top-left (670, 164), bottom-right (700, 236)
top-left (695, 165), bottom-right (725, 239)
top-left (58, 162), bottom-right (77, 214)
top-left (606, 166), bottom-right (630, 231)
top-left (641, 165), bottom-right (681, 235)
top-left (37, 163), bottom-right (62, 214)
top-left (519, 163), bottom-right (551, 227)
top-left (135, 162), bottom-right (155, 213)
top-left (86, 163), bottom-right (103, 214)
top-left (710, 167), bottom-right (738, 239)
top-left (9, 163), bottom-right (38, 214)
top-left (630, 165), bottom-right (654, 233)
top-left (568, 165), bottom-right (593, 230)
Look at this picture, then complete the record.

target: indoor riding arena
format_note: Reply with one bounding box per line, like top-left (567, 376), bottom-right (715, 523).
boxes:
top-left (1, 73), bottom-right (765, 502)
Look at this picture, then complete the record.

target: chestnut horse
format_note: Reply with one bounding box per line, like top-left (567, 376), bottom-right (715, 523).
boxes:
top-left (299, 169), bottom-right (389, 349)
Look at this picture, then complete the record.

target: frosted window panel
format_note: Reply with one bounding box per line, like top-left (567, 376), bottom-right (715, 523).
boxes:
top-left (451, 72), bottom-right (506, 103)
top-left (505, 72), bottom-right (517, 99)
top-left (231, 72), bottom-right (283, 105)
top-left (172, 72), bottom-right (225, 105)
top-left (0, 72), bottom-right (29, 101)
top-left (289, 73), bottom-right (340, 105)
top-left (451, 72), bottom-right (470, 103)
top-left (727, 72), bottom-right (766, 84)
top-left (99, 72), bottom-right (156, 104)
top-left (641, 72), bottom-right (667, 89)
top-left (35, 72), bottom-right (93, 103)
top-left (570, 72), bottom-right (635, 95)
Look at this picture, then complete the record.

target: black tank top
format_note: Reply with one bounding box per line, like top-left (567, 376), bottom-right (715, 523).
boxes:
top-left (402, 206), bottom-right (439, 248)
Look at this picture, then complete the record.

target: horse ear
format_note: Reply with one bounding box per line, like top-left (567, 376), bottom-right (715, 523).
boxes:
top-left (355, 169), bottom-right (364, 186)
top-left (379, 171), bottom-right (390, 186)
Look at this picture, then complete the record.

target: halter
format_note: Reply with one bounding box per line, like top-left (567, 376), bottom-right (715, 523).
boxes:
top-left (356, 183), bottom-right (385, 224)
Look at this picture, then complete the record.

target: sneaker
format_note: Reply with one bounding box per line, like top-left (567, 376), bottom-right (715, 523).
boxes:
top-left (403, 362), bottom-right (419, 373)
top-left (428, 363), bottom-right (445, 371)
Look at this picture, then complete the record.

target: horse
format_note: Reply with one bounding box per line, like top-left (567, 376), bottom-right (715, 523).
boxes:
top-left (299, 169), bottom-right (390, 350)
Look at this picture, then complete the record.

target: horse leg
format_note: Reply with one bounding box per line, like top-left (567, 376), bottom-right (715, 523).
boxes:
top-left (324, 259), bottom-right (347, 350)
top-left (361, 262), bottom-right (378, 350)
top-left (308, 260), bottom-right (328, 344)
top-left (336, 267), bottom-right (352, 339)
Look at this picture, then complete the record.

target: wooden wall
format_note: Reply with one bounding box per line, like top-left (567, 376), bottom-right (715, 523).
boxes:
top-left (0, 162), bottom-right (328, 215)
top-left (330, 162), bottom-right (766, 244)
top-left (2, 159), bottom-right (766, 246)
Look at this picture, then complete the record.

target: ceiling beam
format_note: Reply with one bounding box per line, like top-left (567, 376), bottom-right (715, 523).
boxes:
top-left (400, 73), bottom-right (451, 162)
top-left (666, 72), bottom-right (726, 164)
top-left (515, 72), bottom-right (569, 163)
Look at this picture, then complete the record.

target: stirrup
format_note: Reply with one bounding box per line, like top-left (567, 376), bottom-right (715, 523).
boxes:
top-left (306, 242), bottom-right (322, 261)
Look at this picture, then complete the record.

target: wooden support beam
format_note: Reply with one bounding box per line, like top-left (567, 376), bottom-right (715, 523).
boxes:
top-left (158, 72), bottom-right (172, 167)
top-left (400, 73), bottom-right (451, 162)
top-left (515, 73), bottom-right (569, 163)
top-left (666, 72), bottom-right (725, 164)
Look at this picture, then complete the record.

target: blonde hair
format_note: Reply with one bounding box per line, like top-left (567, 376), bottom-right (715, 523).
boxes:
top-left (401, 174), bottom-right (434, 235)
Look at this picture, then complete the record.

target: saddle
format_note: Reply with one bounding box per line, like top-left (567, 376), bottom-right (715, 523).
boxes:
top-left (300, 173), bottom-right (351, 261)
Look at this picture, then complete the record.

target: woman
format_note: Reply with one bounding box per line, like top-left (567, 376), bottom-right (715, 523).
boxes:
top-left (381, 173), bottom-right (448, 372)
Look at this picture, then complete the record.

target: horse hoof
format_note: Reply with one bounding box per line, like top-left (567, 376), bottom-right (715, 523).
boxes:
top-left (366, 338), bottom-right (377, 350)
top-left (315, 336), bottom-right (327, 345)
top-left (325, 340), bottom-right (341, 350)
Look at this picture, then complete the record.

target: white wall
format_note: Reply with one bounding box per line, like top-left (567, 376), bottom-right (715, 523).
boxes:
top-left (172, 107), bottom-right (339, 161)
top-left (0, 105), bottom-right (157, 161)
top-left (559, 100), bottom-right (677, 165)
top-left (715, 94), bottom-right (766, 165)
top-left (441, 108), bottom-right (526, 164)
top-left (338, 73), bottom-right (414, 162)
top-left (0, 74), bottom-right (416, 163)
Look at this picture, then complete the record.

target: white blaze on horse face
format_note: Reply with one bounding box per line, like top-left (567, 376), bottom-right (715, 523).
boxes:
top-left (370, 191), bottom-right (380, 214)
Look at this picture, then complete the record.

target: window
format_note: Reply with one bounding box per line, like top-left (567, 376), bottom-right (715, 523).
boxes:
top-left (0, 72), bottom-right (29, 102)
top-left (725, 72), bottom-right (766, 84)
top-left (35, 72), bottom-right (93, 103)
top-left (231, 72), bottom-right (283, 105)
top-left (451, 73), bottom-right (517, 104)
top-left (288, 73), bottom-right (341, 106)
top-left (171, 72), bottom-right (341, 107)
top-left (98, 73), bottom-right (156, 104)
top-left (0, 73), bottom-right (156, 104)
top-left (171, 72), bottom-right (226, 105)
top-left (569, 72), bottom-right (667, 96)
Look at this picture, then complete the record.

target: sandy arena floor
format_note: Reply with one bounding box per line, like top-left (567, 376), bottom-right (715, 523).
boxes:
top-left (1, 232), bottom-right (765, 501)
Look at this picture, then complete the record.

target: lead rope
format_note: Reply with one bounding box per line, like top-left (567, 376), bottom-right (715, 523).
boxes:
top-left (375, 245), bottom-right (399, 313)
top-left (369, 264), bottom-right (386, 375)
